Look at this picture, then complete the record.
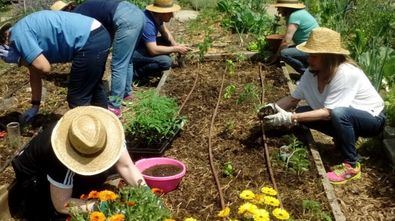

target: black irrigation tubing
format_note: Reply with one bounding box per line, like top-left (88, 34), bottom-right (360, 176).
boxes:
top-left (2, 80), bottom-right (30, 99)
top-left (258, 63), bottom-right (283, 208)
top-left (208, 67), bottom-right (226, 210)
top-left (177, 62), bottom-right (199, 116)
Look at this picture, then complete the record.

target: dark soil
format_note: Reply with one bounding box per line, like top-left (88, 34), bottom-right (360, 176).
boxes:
top-left (143, 164), bottom-right (183, 177)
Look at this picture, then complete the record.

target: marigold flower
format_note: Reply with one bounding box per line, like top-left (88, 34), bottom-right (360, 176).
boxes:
top-left (252, 209), bottom-right (269, 221)
top-left (127, 201), bottom-right (137, 206)
top-left (239, 190), bottom-right (255, 200)
top-left (152, 187), bottom-right (164, 196)
top-left (263, 195), bottom-right (280, 207)
top-left (108, 214), bottom-right (125, 221)
top-left (217, 207), bottom-right (230, 218)
top-left (261, 186), bottom-right (278, 196)
top-left (80, 194), bottom-right (88, 200)
top-left (89, 211), bottom-right (106, 221)
top-left (253, 194), bottom-right (265, 204)
top-left (98, 190), bottom-right (118, 202)
top-left (273, 208), bottom-right (290, 220)
top-left (238, 202), bottom-right (258, 215)
top-left (88, 190), bottom-right (99, 199)
top-left (184, 218), bottom-right (198, 221)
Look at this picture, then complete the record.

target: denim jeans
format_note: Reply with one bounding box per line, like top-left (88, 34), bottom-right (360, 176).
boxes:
top-left (133, 37), bottom-right (172, 77)
top-left (280, 46), bottom-right (308, 74)
top-left (68, 26), bottom-right (111, 108)
top-left (296, 106), bottom-right (386, 166)
top-left (108, 1), bottom-right (145, 109)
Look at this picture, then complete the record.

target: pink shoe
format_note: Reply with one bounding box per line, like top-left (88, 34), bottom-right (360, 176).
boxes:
top-left (327, 162), bottom-right (361, 185)
top-left (108, 106), bottom-right (122, 118)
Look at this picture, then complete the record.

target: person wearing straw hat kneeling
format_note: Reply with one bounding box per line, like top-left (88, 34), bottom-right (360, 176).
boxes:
top-left (268, 0), bottom-right (318, 74)
top-left (9, 106), bottom-right (146, 220)
top-left (258, 28), bottom-right (385, 184)
top-left (132, 0), bottom-right (191, 79)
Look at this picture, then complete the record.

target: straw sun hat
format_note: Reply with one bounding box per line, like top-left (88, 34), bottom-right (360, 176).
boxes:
top-left (296, 27), bottom-right (350, 55)
top-left (51, 106), bottom-right (125, 176)
top-left (146, 0), bottom-right (181, 13)
top-left (272, 0), bottom-right (305, 9)
top-left (50, 0), bottom-right (73, 11)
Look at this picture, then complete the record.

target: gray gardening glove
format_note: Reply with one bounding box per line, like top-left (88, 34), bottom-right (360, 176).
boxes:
top-left (264, 104), bottom-right (293, 126)
top-left (258, 103), bottom-right (278, 120)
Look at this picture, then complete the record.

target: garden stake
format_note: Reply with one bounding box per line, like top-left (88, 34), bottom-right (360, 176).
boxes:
top-left (208, 66), bottom-right (227, 210)
top-left (259, 63), bottom-right (283, 208)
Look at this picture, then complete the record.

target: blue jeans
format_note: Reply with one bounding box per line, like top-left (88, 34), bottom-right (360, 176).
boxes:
top-left (296, 106), bottom-right (385, 166)
top-left (109, 1), bottom-right (145, 108)
top-left (68, 26), bottom-right (111, 108)
top-left (133, 37), bottom-right (172, 77)
top-left (280, 46), bottom-right (308, 74)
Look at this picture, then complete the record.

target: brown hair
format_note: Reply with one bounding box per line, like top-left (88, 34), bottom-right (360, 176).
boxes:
top-left (319, 54), bottom-right (358, 83)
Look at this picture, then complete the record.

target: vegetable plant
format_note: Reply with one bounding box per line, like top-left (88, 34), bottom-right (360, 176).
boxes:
top-left (237, 83), bottom-right (259, 105)
top-left (223, 161), bottom-right (234, 177)
top-left (385, 86), bottom-right (395, 127)
top-left (278, 135), bottom-right (310, 175)
top-left (302, 199), bottom-right (332, 221)
top-left (124, 89), bottom-right (185, 145)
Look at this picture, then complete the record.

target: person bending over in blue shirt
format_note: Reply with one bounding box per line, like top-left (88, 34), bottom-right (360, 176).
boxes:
top-left (51, 0), bottom-right (145, 118)
top-left (0, 10), bottom-right (111, 123)
top-left (133, 0), bottom-right (191, 79)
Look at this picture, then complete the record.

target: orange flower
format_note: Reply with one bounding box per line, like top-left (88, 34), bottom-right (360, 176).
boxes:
top-left (108, 214), bottom-right (125, 221)
top-left (127, 201), bottom-right (137, 206)
top-left (89, 211), bottom-right (106, 221)
top-left (164, 219), bottom-right (176, 221)
top-left (80, 194), bottom-right (88, 200)
top-left (88, 191), bottom-right (99, 199)
top-left (151, 188), bottom-right (164, 196)
top-left (98, 190), bottom-right (118, 202)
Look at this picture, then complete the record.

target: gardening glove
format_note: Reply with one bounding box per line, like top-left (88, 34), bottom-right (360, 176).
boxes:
top-left (264, 104), bottom-right (293, 126)
top-left (19, 106), bottom-right (39, 124)
top-left (0, 45), bottom-right (21, 64)
top-left (258, 103), bottom-right (278, 120)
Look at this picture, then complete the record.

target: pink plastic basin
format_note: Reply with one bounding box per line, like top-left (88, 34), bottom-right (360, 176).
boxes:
top-left (135, 157), bottom-right (186, 193)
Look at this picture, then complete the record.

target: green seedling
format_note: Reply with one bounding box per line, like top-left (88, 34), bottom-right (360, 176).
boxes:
top-left (237, 83), bottom-right (259, 104)
top-left (279, 135), bottom-right (310, 175)
top-left (225, 59), bottom-right (236, 75)
top-left (224, 84), bottom-right (236, 99)
top-left (223, 161), bottom-right (234, 177)
top-left (302, 200), bottom-right (332, 221)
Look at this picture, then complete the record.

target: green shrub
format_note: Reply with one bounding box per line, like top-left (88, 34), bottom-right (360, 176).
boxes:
top-left (124, 89), bottom-right (184, 145)
top-left (385, 86), bottom-right (395, 127)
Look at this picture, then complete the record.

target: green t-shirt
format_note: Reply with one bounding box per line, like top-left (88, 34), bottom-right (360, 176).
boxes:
top-left (288, 9), bottom-right (319, 45)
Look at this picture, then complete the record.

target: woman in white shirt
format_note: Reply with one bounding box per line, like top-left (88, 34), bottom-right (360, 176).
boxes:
top-left (260, 27), bottom-right (385, 185)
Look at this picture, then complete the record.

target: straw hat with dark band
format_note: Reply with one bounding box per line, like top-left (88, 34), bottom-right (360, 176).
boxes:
top-left (146, 0), bottom-right (181, 13)
top-left (50, 0), bottom-right (73, 11)
top-left (272, 0), bottom-right (305, 9)
top-left (51, 106), bottom-right (125, 176)
top-left (296, 27), bottom-right (350, 55)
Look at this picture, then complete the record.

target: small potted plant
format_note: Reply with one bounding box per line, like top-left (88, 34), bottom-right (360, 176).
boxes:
top-left (123, 89), bottom-right (186, 155)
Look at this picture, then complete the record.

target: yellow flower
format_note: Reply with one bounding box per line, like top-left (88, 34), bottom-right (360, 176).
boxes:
top-left (89, 211), bottom-right (106, 221)
top-left (253, 193), bottom-right (265, 204)
top-left (108, 214), bottom-right (125, 221)
top-left (88, 190), bottom-right (99, 199)
top-left (238, 202), bottom-right (258, 215)
top-left (273, 208), bottom-right (290, 220)
top-left (217, 207), bottom-right (230, 218)
top-left (184, 218), bottom-right (198, 221)
top-left (239, 190), bottom-right (255, 200)
top-left (164, 219), bottom-right (176, 221)
top-left (98, 190), bottom-right (118, 202)
top-left (252, 209), bottom-right (269, 221)
top-left (263, 195), bottom-right (280, 207)
top-left (261, 186), bottom-right (278, 196)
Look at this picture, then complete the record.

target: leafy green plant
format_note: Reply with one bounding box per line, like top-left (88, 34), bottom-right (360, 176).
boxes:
top-left (223, 161), bottom-right (234, 177)
top-left (197, 32), bottom-right (213, 61)
top-left (385, 86), bottom-right (395, 127)
top-left (237, 83), bottom-right (259, 104)
top-left (224, 84), bottom-right (236, 99)
top-left (302, 200), bottom-right (332, 221)
top-left (69, 186), bottom-right (171, 221)
top-left (225, 59), bottom-right (236, 75)
top-left (278, 135), bottom-right (310, 175)
top-left (124, 89), bottom-right (184, 145)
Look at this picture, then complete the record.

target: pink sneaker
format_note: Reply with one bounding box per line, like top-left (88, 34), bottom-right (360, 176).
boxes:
top-left (327, 162), bottom-right (361, 185)
top-left (108, 106), bottom-right (122, 118)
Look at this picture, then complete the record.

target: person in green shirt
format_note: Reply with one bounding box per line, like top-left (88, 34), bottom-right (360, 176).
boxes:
top-left (269, 0), bottom-right (318, 74)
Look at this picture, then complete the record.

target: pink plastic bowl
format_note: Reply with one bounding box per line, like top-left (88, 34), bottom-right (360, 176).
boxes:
top-left (135, 157), bottom-right (186, 193)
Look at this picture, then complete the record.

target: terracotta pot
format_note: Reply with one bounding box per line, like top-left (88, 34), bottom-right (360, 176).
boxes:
top-left (266, 34), bottom-right (284, 52)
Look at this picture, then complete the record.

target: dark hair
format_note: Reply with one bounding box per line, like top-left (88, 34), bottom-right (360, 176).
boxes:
top-left (0, 23), bottom-right (11, 44)
top-left (280, 7), bottom-right (300, 18)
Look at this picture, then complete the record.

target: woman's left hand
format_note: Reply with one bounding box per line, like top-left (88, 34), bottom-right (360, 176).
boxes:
top-left (264, 104), bottom-right (292, 126)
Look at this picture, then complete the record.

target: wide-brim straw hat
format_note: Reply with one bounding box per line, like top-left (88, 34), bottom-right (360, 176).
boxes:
top-left (146, 0), bottom-right (181, 13)
top-left (272, 0), bottom-right (305, 9)
top-left (51, 106), bottom-right (125, 176)
top-left (296, 27), bottom-right (350, 55)
top-left (50, 0), bottom-right (73, 11)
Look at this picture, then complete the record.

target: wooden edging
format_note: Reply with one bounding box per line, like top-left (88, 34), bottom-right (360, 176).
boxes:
top-left (280, 62), bottom-right (346, 221)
